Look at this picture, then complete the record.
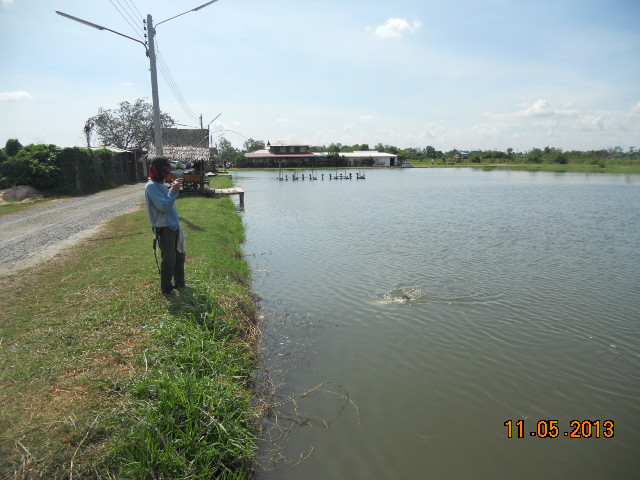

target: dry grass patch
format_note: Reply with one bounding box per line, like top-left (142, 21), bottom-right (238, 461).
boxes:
top-left (0, 208), bottom-right (169, 477)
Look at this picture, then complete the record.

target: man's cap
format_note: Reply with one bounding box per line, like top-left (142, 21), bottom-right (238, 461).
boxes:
top-left (150, 156), bottom-right (171, 170)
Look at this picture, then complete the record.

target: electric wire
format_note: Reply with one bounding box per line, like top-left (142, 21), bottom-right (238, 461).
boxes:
top-left (107, 0), bottom-right (200, 126)
top-left (156, 48), bottom-right (198, 122)
top-left (123, 0), bottom-right (144, 22)
top-left (115, 0), bottom-right (143, 33)
top-left (109, 0), bottom-right (145, 41)
top-left (155, 40), bottom-right (200, 123)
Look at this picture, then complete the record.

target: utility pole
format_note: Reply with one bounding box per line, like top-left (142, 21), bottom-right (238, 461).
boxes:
top-left (56, 1), bottom-right (219, 156)
top-left (146, 14), bottom-right (163, 155)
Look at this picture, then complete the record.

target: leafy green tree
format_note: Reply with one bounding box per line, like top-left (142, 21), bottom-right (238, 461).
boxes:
top-left (87, 99), bottom-right (175, 150)
top-left (445, 149), bottom-right (460, 161)
top-left (552, 151), bottom-right (568, 164)
top-left (242, 138), bottom-right (265, 152)
top-left (217, 137), bottom-right (238, 166)
top-left (528, 148), bottom-right (543, 163)
top-left (423, 145), bottom-right (437, 158)
top-left (399, 147), bottom-right (421, 162)
top-left (5, 138), bottom-right (23, 157)
top-left (0, 144), bottom-right (60, 190)
top-left (608, 146), bottom-right (623, 158)
top-left (351, 143), bottom-right (369, 151)
top-left (328, 143), bottom-right (342, 154)
top-left (374, 143), bottom-right (399, 154)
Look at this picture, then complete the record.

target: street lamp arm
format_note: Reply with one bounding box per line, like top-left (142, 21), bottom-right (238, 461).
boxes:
top-left (57, 0), bottom-right (220, 157)
top-left (193, 0), bottom-right (220, 12)
top-left (207, 113), bottom-right (222, 126)
top-left (55, 11), bottom-right (147, 51)
top-left (155, 0), bottom-right (219, 28)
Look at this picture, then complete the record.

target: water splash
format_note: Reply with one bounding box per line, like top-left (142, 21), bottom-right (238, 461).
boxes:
top-left (374, 287), bottom-right (425, 305)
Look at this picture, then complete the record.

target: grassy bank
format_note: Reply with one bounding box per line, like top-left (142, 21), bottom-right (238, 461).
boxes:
top-left (0, 177), bottom-right (260, 478)
top-left (406, 160), bottom-right (640, 174)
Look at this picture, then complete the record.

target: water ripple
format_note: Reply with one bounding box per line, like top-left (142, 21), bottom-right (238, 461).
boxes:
top-left (238, 170), bottom-right (640, 480)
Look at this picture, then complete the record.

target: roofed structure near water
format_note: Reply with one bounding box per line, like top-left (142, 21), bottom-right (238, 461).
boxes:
top-left (244, 140), bottom-right (315, 166)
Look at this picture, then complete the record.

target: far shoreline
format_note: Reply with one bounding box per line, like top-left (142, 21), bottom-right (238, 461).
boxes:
top-left (228, 163), bottom-right (640, 175)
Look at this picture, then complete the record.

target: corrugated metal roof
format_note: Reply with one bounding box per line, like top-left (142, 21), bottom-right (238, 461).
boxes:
top-left (341, 150), bottom-right (397, 157)
top-left (244, 150), bottom-right (316, 159)
top-left (89, 146), bottom-right (132, 153)
top-left (267, 140), bottom-right (310, 147)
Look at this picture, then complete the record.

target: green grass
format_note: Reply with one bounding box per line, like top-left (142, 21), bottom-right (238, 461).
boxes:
top-left (0, 177), bottom-right (260, 479)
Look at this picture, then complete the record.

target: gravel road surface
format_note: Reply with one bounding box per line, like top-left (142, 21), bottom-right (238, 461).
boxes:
top-left (0, 183), bottom-right (146, 276)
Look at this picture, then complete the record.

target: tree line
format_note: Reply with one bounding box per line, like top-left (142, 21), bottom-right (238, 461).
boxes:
top-left (2, 96), bottom-right (638, 191)
top-left (223, 138), bottom-right (639, 168)
top-left (73, 98), bottom-right (640, 169)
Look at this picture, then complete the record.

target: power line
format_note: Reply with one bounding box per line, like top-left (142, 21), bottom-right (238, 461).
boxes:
top-left (123, 0), bottom-right (144, 22)
top-left (109, 0), bottom-right (145, 41)
top-left (156, 49), bottom-right (198, 122)
top-left (155, 40), bottom-right (199, 123)
top-left (106, 0), bottom-right (201, 125)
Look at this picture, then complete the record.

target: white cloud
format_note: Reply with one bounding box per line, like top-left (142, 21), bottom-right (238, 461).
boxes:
top-left (514, 99), bottom-right (577, 119)
top-left (276, 118), bottom-right (290, 123)
top-left (575, 115), bottom-right (604, 131)
top-left (536, 119), bottom-right (559, 134)
top-left (1, 0), bottom-right (13, 9)
top-left (359, 115), bottom-right (374, 121)
top-left (121, 82), bottom-right (134, 87)
top-left (423, 122), bottom-right (445, 139)
top-left (371, 18), bottom-right (422, 38)
top-left (474, 97), bottom-right (640, 150)
top-left (0, 91), bottom-right (33, 102)
top-left (470, 124), bottom-right (502, 137)
top-left (516, 99), bottom-right (554, 117)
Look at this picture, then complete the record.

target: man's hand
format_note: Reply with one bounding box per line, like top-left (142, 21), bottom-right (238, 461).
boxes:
top-left (169, 178), bottom-right (182, 192)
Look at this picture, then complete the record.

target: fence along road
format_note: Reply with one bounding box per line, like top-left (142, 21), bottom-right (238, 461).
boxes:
top-left (0, 183), bottom-right (146, 276)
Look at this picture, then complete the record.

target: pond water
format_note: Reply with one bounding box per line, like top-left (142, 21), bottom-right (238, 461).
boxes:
top-left (233, 168), bottom-right (640, 480)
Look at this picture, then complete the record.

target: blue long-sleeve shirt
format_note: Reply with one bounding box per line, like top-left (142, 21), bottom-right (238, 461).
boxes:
top-left (145, 179), bottom-right (181, 229)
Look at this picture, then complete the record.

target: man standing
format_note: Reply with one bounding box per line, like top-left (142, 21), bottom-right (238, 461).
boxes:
top-left (145, 156), bottom-right (187, 296)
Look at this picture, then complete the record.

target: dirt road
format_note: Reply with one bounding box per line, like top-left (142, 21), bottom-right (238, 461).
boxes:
top-left (0, 183), bottom-right (146, 276)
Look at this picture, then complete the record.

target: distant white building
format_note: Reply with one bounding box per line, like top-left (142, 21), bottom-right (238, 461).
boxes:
top-left (243, 142), bottom-right (399, 167)
top-left (243, 140), bottom-right (316, 167)
top-left (339, 150), bottom-right (398, 167)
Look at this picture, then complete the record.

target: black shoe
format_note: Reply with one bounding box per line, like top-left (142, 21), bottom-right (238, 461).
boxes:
top-left (162, 288), bottom-right (178, 298)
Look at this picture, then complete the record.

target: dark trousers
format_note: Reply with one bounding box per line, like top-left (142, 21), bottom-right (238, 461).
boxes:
top-left (157, 227), bottom-right (186, 293)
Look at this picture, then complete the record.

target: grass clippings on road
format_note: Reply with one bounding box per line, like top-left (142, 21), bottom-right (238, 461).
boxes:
top-left (0, 177), bottom-right (260, 479)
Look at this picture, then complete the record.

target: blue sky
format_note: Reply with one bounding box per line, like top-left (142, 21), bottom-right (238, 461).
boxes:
top-left (1, 0), bottom-right (639, 152)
